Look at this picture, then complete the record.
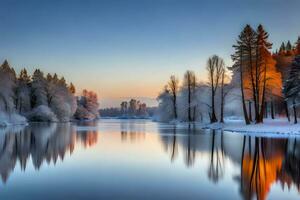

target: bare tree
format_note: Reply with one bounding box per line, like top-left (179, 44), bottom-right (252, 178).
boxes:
top-left (207, 55), bottom-right (225, 123)
top-left (219, 68), bottom-right (232, 123)
top-left (168, 75), bottom-right (179, 119)
top-left (183, 70), bottom-right (196, 122)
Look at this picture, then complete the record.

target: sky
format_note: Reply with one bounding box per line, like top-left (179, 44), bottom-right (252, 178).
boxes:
top-left (1, 0), bottom-right (300, 108)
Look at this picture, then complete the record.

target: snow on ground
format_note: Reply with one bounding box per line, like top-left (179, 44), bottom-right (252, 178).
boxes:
top-left (200, 118), bottom-right (300, 135)
top-left (0, 112), bottom-right (27, 127)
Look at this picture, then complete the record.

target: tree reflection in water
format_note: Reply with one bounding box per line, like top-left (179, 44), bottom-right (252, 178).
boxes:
top-left (1, 121), bottom-right (300, 200)
top-left (208, 130), bottom-right (225, 183)
top-left (120, 120), bottom-right (145, 142)
top-left (0, 122), bottom-right (98, 183)
top-left (159, 126), bottom-right (300, 200)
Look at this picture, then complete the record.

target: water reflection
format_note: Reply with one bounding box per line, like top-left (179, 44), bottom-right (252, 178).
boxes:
top-left (0, 120), bottom-right (299, 200)
top-left (120, 120), bottom-right (146, 142)
top-left (159, 126), bottom-right (300, 200)
top-left (0, 123), bottom-right (97, 183)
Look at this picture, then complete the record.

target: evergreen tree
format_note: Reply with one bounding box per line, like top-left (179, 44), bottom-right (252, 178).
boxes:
top-left (231, 25), bottom-right (257, 124)
top-left (0, 60), bottom-right (17, 112)
top-left (16, 69), bottom-right (31, 113)
top-left (279, 42), bottom-right (286, 54)
top-left (286, 40), bottom-right (292, 51)
top-left (31, 69), bottom-right (48, 108)
top-left (283, 56), bottom-right (300, 123)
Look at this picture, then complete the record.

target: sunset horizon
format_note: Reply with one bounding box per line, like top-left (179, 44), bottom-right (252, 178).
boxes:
top-left (2, 0), bottom-right (300, 108)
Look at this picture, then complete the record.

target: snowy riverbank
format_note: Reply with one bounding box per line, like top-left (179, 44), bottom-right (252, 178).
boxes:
top-left (0, 113), bottom-right (27, 127)
top-left (199, 118), bottom-right (300, 135)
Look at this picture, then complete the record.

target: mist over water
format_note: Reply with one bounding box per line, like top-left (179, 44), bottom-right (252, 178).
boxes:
top-left (0, 119), bottom-right (298, 200)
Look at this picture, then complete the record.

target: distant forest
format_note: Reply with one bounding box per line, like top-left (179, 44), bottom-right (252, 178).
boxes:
top-left (99, 99), bottom-right (157, 118)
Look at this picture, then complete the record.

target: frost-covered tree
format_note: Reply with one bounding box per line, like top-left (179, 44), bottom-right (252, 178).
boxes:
top-left (168, 75), bottom-right (179, 119)
top-left (0, 60), bottom-right (16, 113)
top-left (16, 69), bottom-right (31, 113)
top-left (120, 101), bottom-right (128, 114)
top-left (157, 86), bottom-right (173, 122)
top-left (46, 74), bottom-right (77, 121)
top-left (74, 90), bottom-right (99, 120)
top-left (182, 70), bottom-right (197, 122)
top-left (207, 55), bottom-right (225, 123)
top-left (31, 69), bottom-right (48, 108)
top-left (128, 99), bottom-right (138, 116)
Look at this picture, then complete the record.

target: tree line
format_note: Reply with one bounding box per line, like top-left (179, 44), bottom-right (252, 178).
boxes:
top-left (157, 24), bottom-right (300, 124)
top-left (0, 60), bottom-right (99, 123)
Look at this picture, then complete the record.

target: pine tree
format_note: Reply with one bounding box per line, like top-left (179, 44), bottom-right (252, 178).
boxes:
top-left (0, 60), bottom-right (17, 112)
top-left (31, 69), bottom-right (48, 108)
top-left (286, 40), bottom-right (292, 51)
top-left (283, 55), bottom-right (300, 123)
top-left (231, 25), bottom-right (257, 124)
top-left (279, 42), bottom-right (286, 54)
top-left (286, 40), bottom-right (293, 55)
top-left (16, 69), bottom-right (31, 113)
top-left (256, 24), bottom-right (275, 123)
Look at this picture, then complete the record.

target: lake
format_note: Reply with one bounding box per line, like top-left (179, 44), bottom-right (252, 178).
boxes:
top-left (0, 119), bottom-right (299, 200)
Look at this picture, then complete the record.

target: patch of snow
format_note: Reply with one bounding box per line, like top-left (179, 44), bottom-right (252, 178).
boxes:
top-left (26, 105), bottom-right (58, 122)
top-left (198, 118), bottom-right (300, 135)
top-left (0, 112), bottom-right (27, 127)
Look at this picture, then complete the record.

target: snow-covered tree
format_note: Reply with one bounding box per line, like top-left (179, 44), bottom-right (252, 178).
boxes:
top-left (16, 69), bottom-right (31, 113)
top-left (206, 55), bottom-right (225, 123)
top-left (0, 60), bottom-right (16, 113)
top-left (46, 74), bottom-right (77, 121)
top-left (74, 90), bottom-right (99, 120)
top-left (31, 69), bottom-right (48, 108)
top-left (168, 75), bottom-right (179, 119)
top-left (157, 86), bottom-right (173, 122)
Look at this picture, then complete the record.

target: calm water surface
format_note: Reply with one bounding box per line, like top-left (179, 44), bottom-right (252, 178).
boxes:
top-left (0, 119), bottom-right (299, 200)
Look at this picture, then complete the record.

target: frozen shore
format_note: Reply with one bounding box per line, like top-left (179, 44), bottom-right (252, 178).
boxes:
top-left (198, 118), bottom-right (300, 135)
top-left (0, 113), bottom-right (28, 127)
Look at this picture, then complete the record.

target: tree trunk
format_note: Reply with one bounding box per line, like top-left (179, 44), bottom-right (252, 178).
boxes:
top-left (271, 100), bottom-right (275, 119)
top-left (248, 45), bottom-right (258, 122)
top-left (248, 101), bottom-right (252, 122)
top-left (293, 99), bottom-right (297, 124)
top-left (188, 83), bottom-right (192, 122)
top-left (240, 50), bottom-right (250, 125)
top-left (220, 71), bottom-right (225, 123)
top-left (258, 63), bottom-right (267, 123)
top-left (285, 101), bottom-right (290, 122)
top-left (211, 88), bottom-right (217, 123)
top-left (264, 102), bottom-right (268, 118)
top-left (220, 99), bottom-right (224, 123)
top-left (173, 94), bottom-right (177, 119)
top-left (193, 106), bottom-right (196, 121)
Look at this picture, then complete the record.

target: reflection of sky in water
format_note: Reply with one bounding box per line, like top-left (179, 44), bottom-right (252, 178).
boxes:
top-left (0, 119), bottom-right (298, 199)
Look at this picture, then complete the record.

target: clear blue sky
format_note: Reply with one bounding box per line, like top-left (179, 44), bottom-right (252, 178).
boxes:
top-left (1, 0), bottom-right (300, 107)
